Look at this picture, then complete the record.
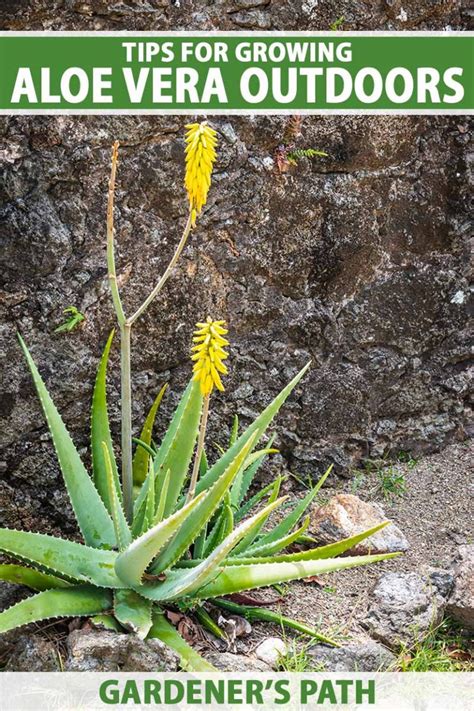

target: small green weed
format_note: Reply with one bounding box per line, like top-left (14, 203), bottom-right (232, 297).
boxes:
top-left (396, 619), bottom-right (472, 672)
top-left (329, 16), bottom-right (345, 31)
top-left (54, 306), bottom-right (85, 334)
top-left (397, 451), bottom-right (418, 470)
top-left (377, 467), bottom-right (406, 499)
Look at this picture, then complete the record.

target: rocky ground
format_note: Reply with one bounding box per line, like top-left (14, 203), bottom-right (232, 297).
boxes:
top-left (1, 441), bottom-right (472, 672)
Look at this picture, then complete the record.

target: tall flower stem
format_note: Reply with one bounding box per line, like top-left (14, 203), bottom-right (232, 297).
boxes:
top-left (128, 213), bottom-right (192, 326)
top-left (107, 142), bottom-right (133, 522)
top-left (107, 143), bottom-right (195, 523)
top-left (186, 393), bottom-right (210, 503)
top-left (106, 142), bottom-right (125, 328)
top-left (120, 322), bottom-right (133, 522)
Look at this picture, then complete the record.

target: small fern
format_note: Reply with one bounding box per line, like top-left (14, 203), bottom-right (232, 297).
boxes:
top-left (287, 148), bottom-right (328, 161)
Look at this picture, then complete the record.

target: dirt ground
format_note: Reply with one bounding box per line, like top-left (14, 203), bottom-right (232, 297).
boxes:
top-left (237, 440), bottom-right (473, 651)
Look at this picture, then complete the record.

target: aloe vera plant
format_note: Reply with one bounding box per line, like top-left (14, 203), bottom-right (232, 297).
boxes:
top-left (0, 124), bottom-right (400, 671)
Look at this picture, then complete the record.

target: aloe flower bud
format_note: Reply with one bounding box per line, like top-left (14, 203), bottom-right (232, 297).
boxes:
top-left (184, 121), bottom-right (217, 227)
top-left (191, 317), bottom-right (229, 395)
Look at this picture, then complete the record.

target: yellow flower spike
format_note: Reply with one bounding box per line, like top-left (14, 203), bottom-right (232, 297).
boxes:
top-left (184, 121), bottom-right (218, 225)
top-left (191, 317), bottom-right (229, 395)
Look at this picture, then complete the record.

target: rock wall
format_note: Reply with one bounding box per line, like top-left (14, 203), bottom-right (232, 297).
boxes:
top-left (0, 2), bottom-right (472, 536)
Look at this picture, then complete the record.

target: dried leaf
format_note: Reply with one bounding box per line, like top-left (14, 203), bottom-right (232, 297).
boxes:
top-left (165, 610), bottom-right (202, 646)
top-left (303, 575), bottom-right (325, 586)
top-left (446, 647), bottom-right (471, 662)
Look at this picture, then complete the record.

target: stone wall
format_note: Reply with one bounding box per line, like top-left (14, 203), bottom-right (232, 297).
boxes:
top-left (0, 2), bottom-right (471, 535)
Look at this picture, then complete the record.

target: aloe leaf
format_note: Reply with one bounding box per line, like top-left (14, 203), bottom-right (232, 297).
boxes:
top-left (114, 589), bottom-right (152, 639)
top-left (231, 476), bottom-right (283, 556)
top-left (194, 362), bottom-right (311, 497)
top-left (0, 585), bottom-right (112, 634)
top-left (234, 478), bottom-right (285, 523)
top-left (91, 331), bottom-right (122, 515)
top-left (244, 515), bottom-right (310, 558)
top-left (154, 379), bottom-right (202, 517)
top-left (142, 461), bottom-right (156, 532)
top-left (202, 492), bottom-right (233, 557)
top-left (212, 598), bottom-right (338, 646)
top-left (0, 528), bottom-right (124, 588)
top-left (90, 614), bottom-right (122, 632)
top-left (199, 449), bottom-right (208, 478)
top-left (139, 497), bottom-right (284, 602)
top-left (18, 335), bottom-right (116, 549)
top-left (194, 606), bottom-right (228, 642)
top-left (147, 611), bottom-right (216, 672)
top-left (132, 438), bottom-right (157, 459)
top-left (102, 443), bottom-right (131, 550)
top-left (133, 384), bottom-right (167, 486)
top-left (234, 434), bottom-right (277, 507)
top-left (229, 415), bottom-right (239, 446)
top-left (256, 466), bottom-right (331, 547)
top-left (241, 521), bottom-right (393, 564)
top-left (153, 468), bottom-right (170, 527)
top-left (150, 432), bottom-right (259, 576)
top-left (193, 525), bottom-right (207, 560)
top-left (0, 564), bottom-right (70, 591)
top-left (191, 553), bottom-right (401, 600)
top-left (114, 492), bottom-right (207, 587)
top-left (134, 380), bottom-right (203, 522)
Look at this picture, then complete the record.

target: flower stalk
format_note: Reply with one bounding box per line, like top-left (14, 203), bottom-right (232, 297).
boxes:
top-left (106, 124), bottom-right (218, 522)
top-left (186, 318), bottom-right (229, 503)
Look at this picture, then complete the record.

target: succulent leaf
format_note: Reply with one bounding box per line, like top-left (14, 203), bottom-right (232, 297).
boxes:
top-left (0, 564), bottom-right (71, 591)
top-left (245, 521), bottom-right (393, 564)
top-left (18, 335), bottom-right (116, 549)
top-left (231, 476), bottom-right (283, 556)
top-left (233, 433), bottom-right (277, 508)
top-left (243, 515), bottom-right (310, 558)
top-left (91, 331), bottom-right (123, 516)
top-left (102, 442), bottom-right (132, 550)
top-left (147, 611), bottom-right (216, 672)
top-left (191, 553), bottom-right (400, 600)
top-left (134, 380), bottom-right (203, 526)
top-left (255, 466), bottom-right (331, 547)
top-left (149, 432), bottom-right (259, 576)
top-left (0, 528), bottom-right (124, 588)
top-left (115, 492), bottom-right (207, 587)
top-left (114, 589), bottom-right (152, 639)
top-left (234, 478), bottom-right (284, 523)
top-left (212, 598), bottom-right (338, 646)
top-left (194, 362), bottom-right (310, 498)
top-left (150, 497), bottom-right (285, 601)
top-left (0, 585), bottom-right (112, 634)
top-left (133, 384), bottom-right (167, 486)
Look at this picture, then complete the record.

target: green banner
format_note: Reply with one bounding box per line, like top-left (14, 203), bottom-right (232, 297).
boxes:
top-left (0, 32), bottom-right (472, 113)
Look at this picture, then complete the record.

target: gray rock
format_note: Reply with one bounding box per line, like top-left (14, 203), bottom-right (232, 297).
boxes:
top-left (255, 637), bottom-right (288, 668)
top-left (205, 651), bottom-right (271, 672)
top-left (310, 494), bottom-right (409, 554)
top-left (446, 545), bottom-right (474, 630)
top-left (64, 629), bottom-right (179, 671)
top-left (362, 572), bottom-right (445, 648)
top-left (307, 640), bottom-right (396, 671)
top-left (429, 568), bottom-right (455, 599)
top-left (5, 635), bottom-right (60, 671)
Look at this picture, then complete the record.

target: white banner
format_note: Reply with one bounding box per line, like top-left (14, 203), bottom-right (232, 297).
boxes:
top-left (0, 672), bottom-right (472, 711)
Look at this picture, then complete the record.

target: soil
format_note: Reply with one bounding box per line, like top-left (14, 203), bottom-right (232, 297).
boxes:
top-left (238, 440), bottom-right (473, 649)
